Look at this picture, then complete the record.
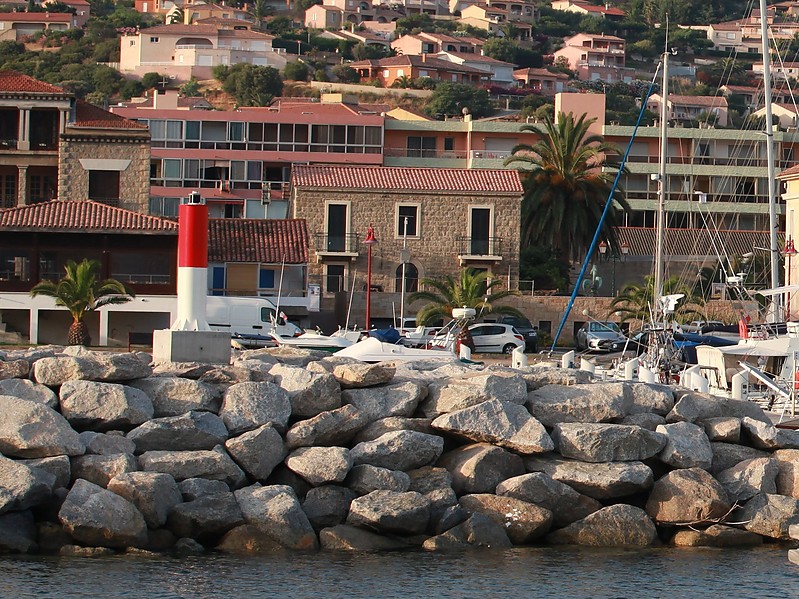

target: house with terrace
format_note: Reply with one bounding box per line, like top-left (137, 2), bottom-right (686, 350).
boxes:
top-left (348, 55), bottom-right (493, 87)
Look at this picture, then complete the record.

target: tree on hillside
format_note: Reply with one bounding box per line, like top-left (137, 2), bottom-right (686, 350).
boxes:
top-left (424, 82), bottom-right (493, 119)
top-left (505, 112), bottom-right (629, 262)
top-left (284, 61), bottom-right (309, 82)
top-left (30, 259), bottom-right (134, 346)
top-left (332, 64), bottom-right (359, 83)
top-left (221, 64), bottom-right (283, 106)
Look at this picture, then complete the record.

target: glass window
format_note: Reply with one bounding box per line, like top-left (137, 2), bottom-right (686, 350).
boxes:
top-left (163, 159), bottom-right (181, 179)
top-left (230, 161), bottom-right (245, 180)
top-left (364, 126), bottom-right (381, 146)
top-left (229, 122), bottom-right (244, 141)
top-left (326, 264), bottom-right (345, 293)
top-left (397, 205), bottom-right (418, 236)
top-left (184, 159), bottom-right (200, 179)
top-left (247, 161), bottom-right (262, 181)
top-left (166, 121), bottom-right (182, 140)
top-left (185, 121), bottom-right (200, 140)
top-left (149, 120), bottom-right (166, 139)
top-left (444, 137), bottom-right (454, 151)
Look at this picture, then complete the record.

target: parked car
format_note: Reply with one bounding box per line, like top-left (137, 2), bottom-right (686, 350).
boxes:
top-left (398, 317), bottom-right (444, 348)
top-left (429, 322), bottom-right (525, 354)
top-left (490, 315), bottom-right (539, 352)
top-left (575, 321), bottom-right (626, 352)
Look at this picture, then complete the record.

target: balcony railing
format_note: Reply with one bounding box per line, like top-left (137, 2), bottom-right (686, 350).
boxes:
top-left (456, 236), bottom-right (503, 258)
top-left (114, 274), bottom-right (172, 284)
top-left (314, 232), bottom-right (360, 255)
top-left (384, 148), bottom-right (468, 159)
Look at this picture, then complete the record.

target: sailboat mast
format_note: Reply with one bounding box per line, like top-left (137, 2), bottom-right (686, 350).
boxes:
top-left (654, 24), bottom-right (669, 322)
top-left (759, 0), bottom-right (781, 320)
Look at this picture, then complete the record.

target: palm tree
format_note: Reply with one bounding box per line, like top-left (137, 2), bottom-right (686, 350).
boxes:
top-left (505, 112), bottom-right (630, 262)
top-left (610, 275), bottom-right (703, 326)
top-left (30, 259), bottom-right (135, 346)
top-left (409, 268), bottom-right (522, 351)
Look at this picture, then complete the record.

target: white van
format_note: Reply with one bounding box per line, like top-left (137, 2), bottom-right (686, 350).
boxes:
top-left (206, 296), bottom-right (300, 338)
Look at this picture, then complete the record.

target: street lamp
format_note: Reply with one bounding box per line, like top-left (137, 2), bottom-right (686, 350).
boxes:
top-left (399, 217), bottom-right (411, 330)
top-left (784, 238), bottom-right (797, 320)
top-left (363, 225), bottom-right (378, 331)
top-left (598, 240), bottom-right (630, 296)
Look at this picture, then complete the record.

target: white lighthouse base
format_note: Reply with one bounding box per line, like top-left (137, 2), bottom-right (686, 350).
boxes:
top-left (152, 329), bottom-right (231, 365)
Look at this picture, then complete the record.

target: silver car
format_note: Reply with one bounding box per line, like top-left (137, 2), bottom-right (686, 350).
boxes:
top-left (576, 321), bottom-right (626, 352)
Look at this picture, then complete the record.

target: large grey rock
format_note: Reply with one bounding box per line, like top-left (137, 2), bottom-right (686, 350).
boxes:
top-left (128, 376), bottom-right (219, 417)
top-left (215, 524), bottom-right (284, 554)
top-left (740, 416), bottom-right (782, 450)
top-left (546, 504), bottom-right (658, 547)
top-left (138, 446), bottom-right (247, 488)
top-left (432, 399), bottom-right (553, 455)
top-left (34, 353), bottom-right (151, 385)
top-left (422, 513), bottom-right (512, 550)
top-left (343, 381), bottom-right (425, 423)
top-left (224, 423), bottom-right (286, 482)
top-left (352, 417), bottom-right (434, 444)
top-left (459, 493), bottom-right (552, 544)
top-left (107, 472), bottom-right (183, 529)
top-left (178, 478), bottom-right (230, 501)
top-left (656, 421), bottom-right (713, 469)
top-left (620, 412), bottom-right (666, 431)
top-left (269, 363), bottom-right (341, 419)
top-left (285, 446), bottom-right (352, 486)
top-left (0, 395), bottom-right (84, 458)
top-left (671, 524), bottom-right (763, 547)
top-left (628, 383), bottom-right (675, 415)
top-left (319, 524), bottom-right (409, 551)
top-left (421, 372), bottom-right (527, 417)
top-left (718, 398), bottom-right (772, 425)
top-left (552, 423), bottom-right (666, 462)
top-left (525, 455), bottom-right (653, 500)
top-left (235, 484), bottom-right (319, 550)
top-left (58, 479), bottom-right (148, 548)
top-left (772, 449), bottom-right (799, 498)
top-left (127, 411), bottom-right (229, 453)
top-left (406, 466), bottom-right (458, 522)
top-left (59, 380), bottom-right (153, 431)
top-left (301, 485), bottom-right (357, 530)
top-left (219, 382), bottom-right (291, 435)
top-left (70, 453), bottom-right (138, 488)
top-left (666, 392), bottom-right (723, 423)
top-left (0, 455), bottom-right (54, 514)
top-left (345, 464), bottom-right (411, 495)
top-left (166, 491), bottom-right (244, 543)
top-left (521, 366), bottom-right (595, 391)
top-left (79, 431), bottom-right (136, 456)
top-left (18, 455), bottom-right (70, 490)
top-left (645, 468), bottom-right (731, 525)
top-left (0, 378), bottom-right (57, 408)
top-left (285, 404), bottom-right (368, 449)
top-left (736, 492), bottom-right (799, 540)
top-left (0, 511), bottom-right (37, 553)
top-left (703, 417), bottom-right (741, 443)
top-left (347, 489), bottom-right (430, 534)
top-left (710, 442), bottom-right (769, 475)
top-left (437, 443), bottom-right (525, 495)
top-left (526, 383), bottom-right (631, 426)
top-left (716, 458), bottom-right (779, 502)
top-left (0, 359), bottom-right (29, 381)
top-left (495, 472), bottom-right (602, 528)
top-left (332, 363), bottom-right (395, 389)
top-left (350, 430), bottom-right (444, 472)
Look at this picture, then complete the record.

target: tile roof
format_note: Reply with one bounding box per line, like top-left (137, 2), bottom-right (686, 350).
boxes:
top-left (513, 67), bottom-right (570, 79)
top-left (667, 95), bottom-right (728, 108)
top-left (73, 100), bottom-right (148, 129)
top-left (208, 218), bottom-right (308, 264)
top-left (349, 55), bottom-right (492, 75)
top-left (617, 227), bottom-right (778, 258)
top-left (0, 12), bottom-right (72, 22)
top-left (292, 165), bottom-right (523, 194)
top-left (0, 70), bottom-right (66, 94)
top-left (141, 23), bottom-right (273, 39)
top-left (438, 52), bottom-right (515, 65)
top-left (779, 164), bottom-right (799, 178)
top-left (0, 200), bottom-right (177, 233)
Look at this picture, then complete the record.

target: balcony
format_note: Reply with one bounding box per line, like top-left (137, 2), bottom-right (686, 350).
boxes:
top-left (313, 233), bottom-right (360, 259)
top-left (456, 236), bottom-right (503, 264)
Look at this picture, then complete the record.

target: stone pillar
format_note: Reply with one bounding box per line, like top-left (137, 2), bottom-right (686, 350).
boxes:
top-left (17, 165), bottom-right (28, 206)
top-left (28, 308), bottom-right (38, 344)
top-left (17, 109), bottom-right (29, 151)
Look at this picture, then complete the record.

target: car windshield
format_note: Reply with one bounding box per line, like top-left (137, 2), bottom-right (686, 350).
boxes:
top-left (589, 322), bottom-right (621, 333)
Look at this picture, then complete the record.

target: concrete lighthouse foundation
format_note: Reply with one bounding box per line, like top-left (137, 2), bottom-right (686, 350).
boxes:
top-left (153, 191), bottom-right (231, 364)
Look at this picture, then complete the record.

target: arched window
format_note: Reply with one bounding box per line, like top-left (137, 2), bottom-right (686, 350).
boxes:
top-left (395, 263), bottom-right (418, 293)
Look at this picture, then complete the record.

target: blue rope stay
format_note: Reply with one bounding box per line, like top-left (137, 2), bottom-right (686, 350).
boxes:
top-left (549, 67), bottom-right (662, 353)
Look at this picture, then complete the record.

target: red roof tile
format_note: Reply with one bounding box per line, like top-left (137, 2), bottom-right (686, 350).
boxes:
top-left (349, 55), bottom-right (492, 75)
top-left (779, 164), bottom-right (799, 178)
top-left (0, 200), bottom-right (177, 233)
top-left (208, 218), bottom-right (308, 264)
top-left (73, 100), bottom-right (148, 129)
top-left (292, 165), bottom-right (523, 194)
top-left (0, 70), bottom-right (66, 94)
top-left (0, 12), bottom-right (73, 22)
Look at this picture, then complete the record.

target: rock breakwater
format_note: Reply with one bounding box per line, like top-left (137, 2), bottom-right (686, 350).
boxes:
top-left (1, 345), bottom-right (799, 555)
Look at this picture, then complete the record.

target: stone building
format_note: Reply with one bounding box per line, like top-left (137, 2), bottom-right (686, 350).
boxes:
top-left (291, 164), bottom-right (523, 324)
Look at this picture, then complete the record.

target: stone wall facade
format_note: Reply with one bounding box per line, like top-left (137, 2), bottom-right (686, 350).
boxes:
top-left (59, 131), bottom-right (151, 214)
top-left (294, 187), bottom-right (521, 297)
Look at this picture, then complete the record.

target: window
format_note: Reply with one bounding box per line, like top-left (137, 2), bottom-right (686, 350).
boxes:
top-left (407, 136), bottom-right (436, 158)
top-left (395, 262), bottom-right (418, 293)
top-left (150, 37), bottom-right (160, 43)
top-left (162, 159), bottom-right (181, 179)
top-left (444, 137), bottom-right (454, 151)
top-left (469, 206), bottom-right (492, 255)
top-left (149, 197), bottom-right (180, 218)
top-left (326, 264), bottom-right (346, 293)
top-left (397, 204), bottom-right (418, 237)
top-left (0, 173), bottom-right (16, 208)
top-left (88, 171), bottom-right (120, 203)
top-left (224, 204), bottom-right (242, 218)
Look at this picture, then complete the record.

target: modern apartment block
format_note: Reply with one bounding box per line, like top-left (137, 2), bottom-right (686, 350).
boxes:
top-left (553, 33), bottom-right (634, 83)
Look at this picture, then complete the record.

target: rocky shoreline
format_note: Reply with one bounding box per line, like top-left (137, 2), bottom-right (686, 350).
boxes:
top-left (1, 345), bottom-right (799, 556)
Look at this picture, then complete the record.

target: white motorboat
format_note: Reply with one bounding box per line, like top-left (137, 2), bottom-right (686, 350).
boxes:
top-left (270, 329), bottom-right (357, 352)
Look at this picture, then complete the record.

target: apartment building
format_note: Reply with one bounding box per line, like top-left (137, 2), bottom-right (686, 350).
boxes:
top-left (646, 94), bottom-right (729, 128)
top-left (513, 67), bottom-right (570, 94)
top-left (391, 32), bottom-right (485, 56)
top-left (550, 0), bottom-right (625, 19)
top-left (348, 55), bottom-right (493, 87)
top-left (0, 12), bottom-right (76, 42)
top-left (553, 33), bottom-right (634, 83)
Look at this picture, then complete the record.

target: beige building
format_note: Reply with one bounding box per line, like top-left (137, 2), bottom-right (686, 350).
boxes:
top-left (553, 33), bottom-right (634, 83)
top-left (305, 5), bottom-right (343, 29)
top-left (646, 94), bottom-right (729, 127)
top-left (291, 165), bottom-right (523, 312)
top-left (118, 23), bottom-right (286, 83)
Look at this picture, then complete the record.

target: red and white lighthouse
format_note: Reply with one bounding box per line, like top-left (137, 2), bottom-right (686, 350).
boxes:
top-left (172, 191), bottom-right (210, 331)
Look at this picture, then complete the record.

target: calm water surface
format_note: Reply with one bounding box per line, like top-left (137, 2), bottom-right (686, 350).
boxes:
top-left (0, 546), bottom-right (794, 599)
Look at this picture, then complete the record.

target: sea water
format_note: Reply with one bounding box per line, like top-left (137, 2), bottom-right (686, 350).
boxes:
top-left (0, 546), bottom-right (794, 599)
